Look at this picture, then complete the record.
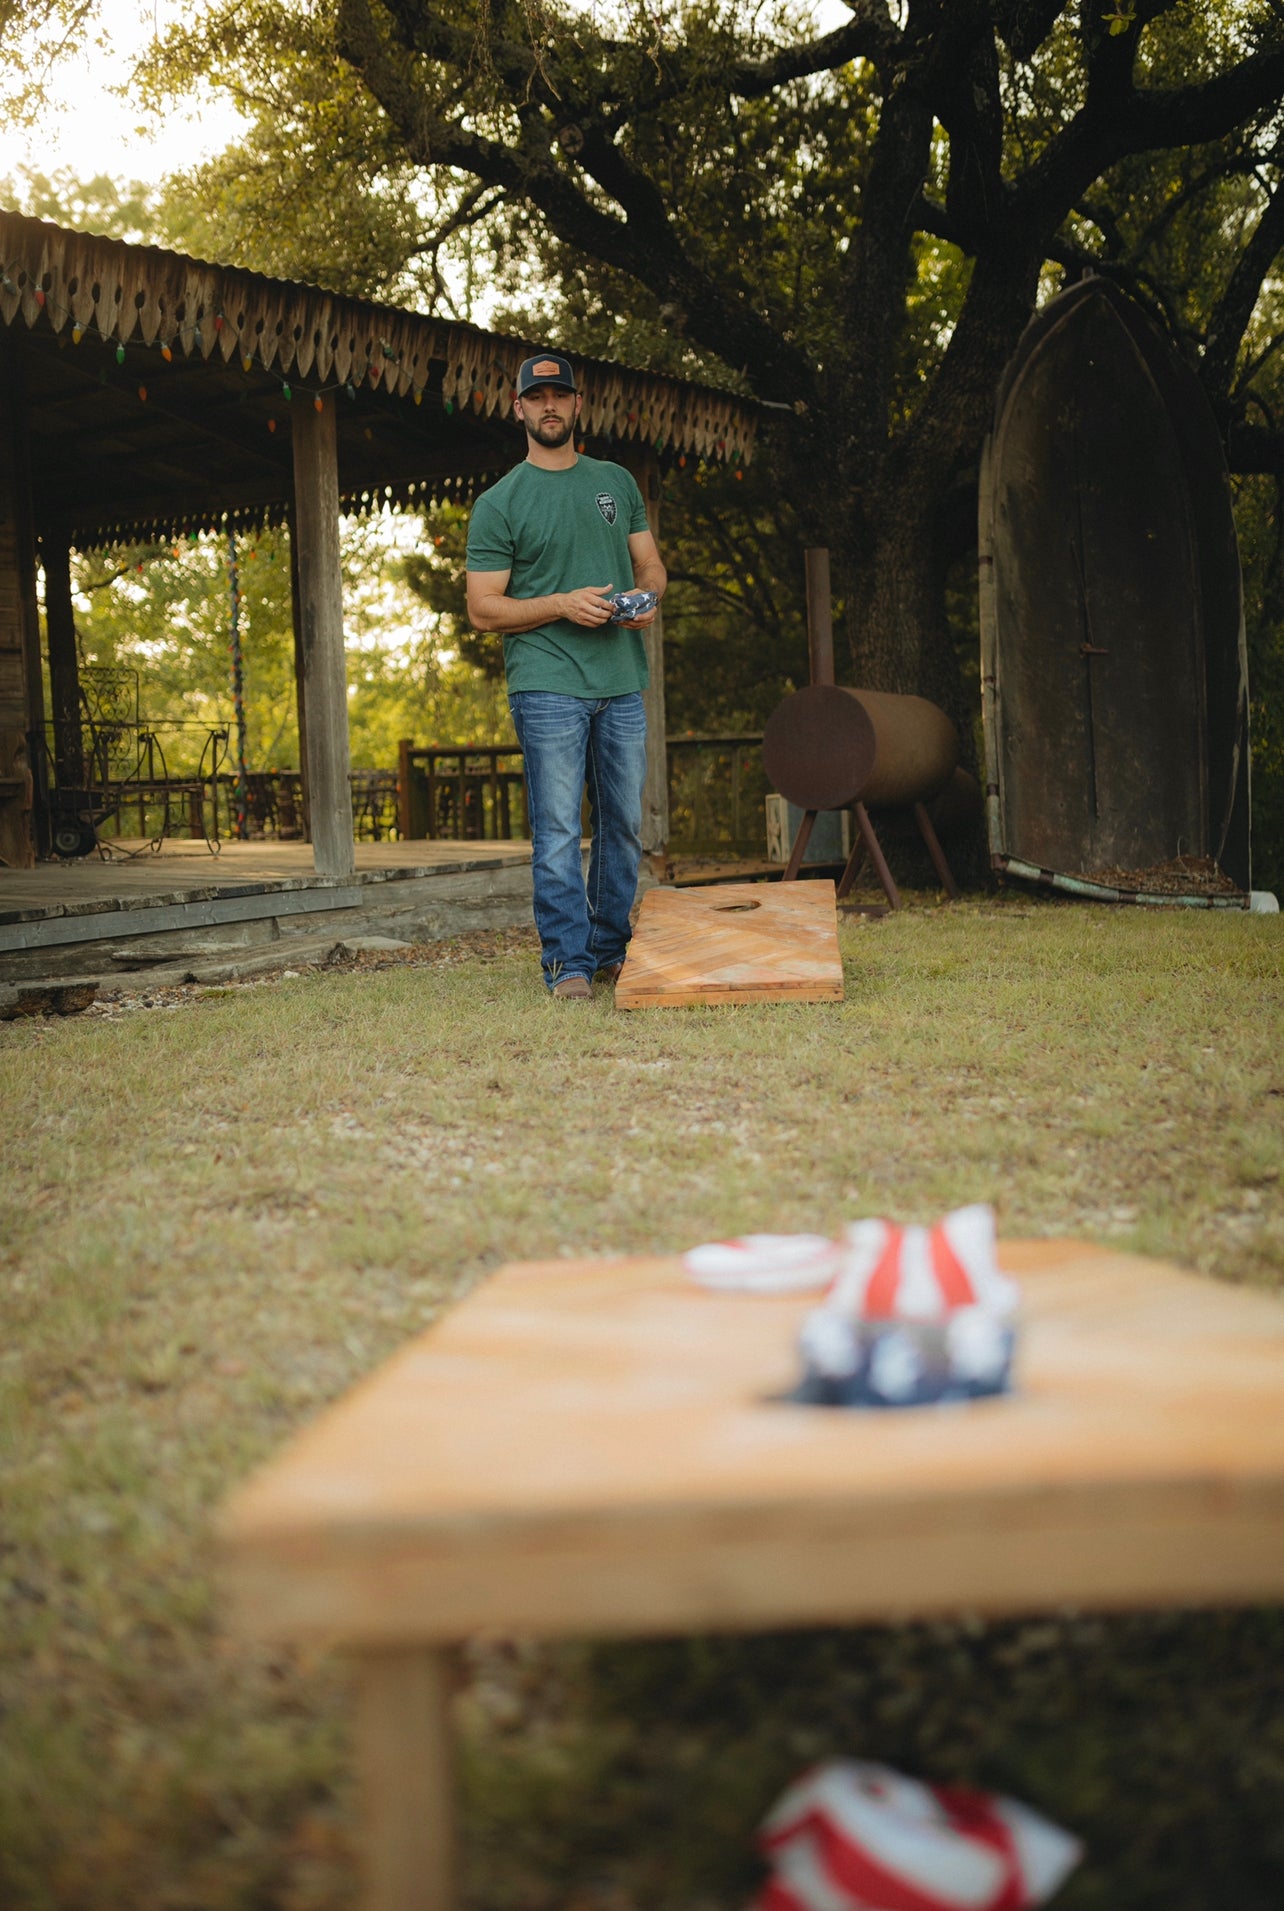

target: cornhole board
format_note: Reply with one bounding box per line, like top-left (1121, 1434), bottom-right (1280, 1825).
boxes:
top-left (218, 1243), bottom-right (1284, 1911)
top-left (616, 877), bottom-right (844, 1008)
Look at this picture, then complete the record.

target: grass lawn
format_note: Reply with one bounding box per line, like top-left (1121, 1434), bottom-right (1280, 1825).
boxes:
top-left (2, 892), bottom-right (1282, 1910)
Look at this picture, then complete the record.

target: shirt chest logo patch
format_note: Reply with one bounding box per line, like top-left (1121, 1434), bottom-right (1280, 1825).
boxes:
top-left (595, 492), bottom-right (618, 525)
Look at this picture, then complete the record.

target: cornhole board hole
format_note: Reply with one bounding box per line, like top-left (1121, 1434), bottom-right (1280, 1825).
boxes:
top-left (616, 878), bottom-right (844, 1008)
top-left (218, 1243), bottom-right (1284, 1911)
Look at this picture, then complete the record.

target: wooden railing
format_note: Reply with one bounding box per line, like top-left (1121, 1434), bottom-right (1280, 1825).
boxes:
top-left (397, 743), bottom-right (528, 843)
top-left (665, 734), bottom-right (769, 857)
top-left (397, 734), bottom-right (768, 855)
top-left (62, 732), bottom-right (772, 855)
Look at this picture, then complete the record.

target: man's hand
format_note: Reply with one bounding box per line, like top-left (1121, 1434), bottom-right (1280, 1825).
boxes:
top-left (561, 584), bottom-right (615, 627)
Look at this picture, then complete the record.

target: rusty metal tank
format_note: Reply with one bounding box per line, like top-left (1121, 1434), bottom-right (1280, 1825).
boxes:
top-left (762, 684), bottom-right (960, 815)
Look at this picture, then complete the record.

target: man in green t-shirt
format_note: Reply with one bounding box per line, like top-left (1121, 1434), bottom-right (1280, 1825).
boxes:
top-left (466, 351), bottom-right (667, 999)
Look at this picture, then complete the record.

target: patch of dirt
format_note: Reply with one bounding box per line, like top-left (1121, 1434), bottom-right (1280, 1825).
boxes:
top-left (77, 926), bottom-right (544, 1019)
top-left (1070, 855), bottom-right (1241, 897)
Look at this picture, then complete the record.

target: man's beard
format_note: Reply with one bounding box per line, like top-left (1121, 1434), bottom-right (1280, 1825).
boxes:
top-left (524, 412), bottom-right (576, 449)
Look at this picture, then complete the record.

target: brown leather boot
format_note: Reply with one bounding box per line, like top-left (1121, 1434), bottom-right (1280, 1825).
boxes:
top-left (551, 975), bottom-right (592, 1000)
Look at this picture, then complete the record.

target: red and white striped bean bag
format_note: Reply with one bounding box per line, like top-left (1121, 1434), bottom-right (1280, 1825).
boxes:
top-left (753, 1762), bottom-right (1081, 1911)
top-left (826, 1205), bottom-right (1018, 1321)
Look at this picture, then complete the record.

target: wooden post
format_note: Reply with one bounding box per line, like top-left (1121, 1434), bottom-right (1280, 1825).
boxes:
top-left (287, 506), bottom-right (313, 843)
top-left (355, 1647), bottom-right (459, 1911)
top-left (41, 532), bottom-right (84, 788)
top-left (621, 445), bottom-right (669, 858)
top-left (290, 408), bottom-right (353, 875)
top-left (0, 339), bottom-right (39, 867)
top-left (397, 737), bottom-right (414, 841)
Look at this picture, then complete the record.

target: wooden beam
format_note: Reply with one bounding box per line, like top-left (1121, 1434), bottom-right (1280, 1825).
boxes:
top-left (290, 395), bottom-right (354, 878)
top-left (620, 445), bottom-right (669, 858)
top-left (0, 340), bottom-right (38, 866)
top-left (287, 507), bottom-right (312, 842)
top-left (41, 532), bottom-right (84, 789)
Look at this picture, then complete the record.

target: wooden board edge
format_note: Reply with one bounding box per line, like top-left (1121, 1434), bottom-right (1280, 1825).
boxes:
top-left (217, 1476), bottom-right (1284, 1644)
top-left (617, 981), bottom-right (845, 1009)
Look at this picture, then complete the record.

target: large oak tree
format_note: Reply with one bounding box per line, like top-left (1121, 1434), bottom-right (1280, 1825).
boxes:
top-left (307, 0), bottom-right (1284, 731)
top-left (6, 1), bottom-right (1284, 745)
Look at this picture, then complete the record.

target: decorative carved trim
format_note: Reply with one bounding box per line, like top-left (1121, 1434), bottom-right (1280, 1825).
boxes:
top-left (0, 210), bottom-right (758, 471)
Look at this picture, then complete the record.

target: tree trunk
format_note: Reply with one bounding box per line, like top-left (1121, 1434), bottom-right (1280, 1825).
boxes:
top-left (845, 504), bottom-right (969, 727)
top-left (840, 493), bottom-right (987, 881)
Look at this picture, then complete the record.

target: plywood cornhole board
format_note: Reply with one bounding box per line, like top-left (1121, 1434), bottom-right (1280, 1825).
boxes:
top-left (616, 877), bottom-right (843, 1008)
top-left (218, 1243), bottom-right (1284, 1911)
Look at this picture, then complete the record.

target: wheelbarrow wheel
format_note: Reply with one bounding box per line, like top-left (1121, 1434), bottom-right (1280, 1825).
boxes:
top-left (53, 820), bottom-right (97, 858)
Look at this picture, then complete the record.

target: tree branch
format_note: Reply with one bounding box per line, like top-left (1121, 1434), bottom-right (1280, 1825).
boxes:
top-left (1227, 419), bottom-right (1284, 473)
top-left (727, 6), bottom-right (902, 96)
top-left (991, 0), bottom-right (1072, 64)
top-left (936, 23), bottom-right (1004, 232)
top-left (1013, 36), bottom-right (1284, 234)
top-left (1081, 0), bottom-right (1179, 108)
top-left (377, 0), bottom-right (546, 105)
top-left (336, 0), bottom-right (819, 404)
top-left (1203, 176), bottom-right (1284, 408)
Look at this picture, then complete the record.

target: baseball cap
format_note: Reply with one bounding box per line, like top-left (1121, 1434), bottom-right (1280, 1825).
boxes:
top-left (516, 352), bottom-right (577, 396)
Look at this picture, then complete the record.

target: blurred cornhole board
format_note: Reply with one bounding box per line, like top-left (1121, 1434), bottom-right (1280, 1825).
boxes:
top-left (218, 1242), bottom-right (1284, 1911)
top-left (616, 876), bottom-right (844, 1008)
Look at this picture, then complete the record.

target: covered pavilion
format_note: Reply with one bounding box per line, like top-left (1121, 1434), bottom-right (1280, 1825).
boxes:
top-left (0, 208), bottom-right (758, 885)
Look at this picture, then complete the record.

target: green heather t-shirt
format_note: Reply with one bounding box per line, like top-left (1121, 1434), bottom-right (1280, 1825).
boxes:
top-left (465, 455), bottom-right (651, 697)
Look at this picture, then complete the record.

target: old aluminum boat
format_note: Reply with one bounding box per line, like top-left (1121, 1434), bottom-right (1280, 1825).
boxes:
top-left (979, 277), bottom-right (1249, 906)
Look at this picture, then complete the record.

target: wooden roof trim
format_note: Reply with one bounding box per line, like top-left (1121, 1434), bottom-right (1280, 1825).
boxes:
top-left (72, 473), bottom-right (507, 550)
top-left (0, 211), bottom-right (758, 464)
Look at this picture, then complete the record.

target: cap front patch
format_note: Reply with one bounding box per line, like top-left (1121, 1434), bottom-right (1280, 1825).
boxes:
top-left (532, 359), bottom-right (562, 378)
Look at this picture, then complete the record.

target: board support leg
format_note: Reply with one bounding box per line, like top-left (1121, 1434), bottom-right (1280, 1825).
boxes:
top-left (854, 803), bottom-right (900, 910)
top-left (782, 808), bottom-right (817, 882)
top-left (355, 1645), bottom-right (459, 1911)
top-left (914, 801), bottom-right (960, 899)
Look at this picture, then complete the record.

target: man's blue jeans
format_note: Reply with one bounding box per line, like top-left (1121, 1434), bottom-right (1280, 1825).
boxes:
top-left (509, 690), bottom-right (648, 989)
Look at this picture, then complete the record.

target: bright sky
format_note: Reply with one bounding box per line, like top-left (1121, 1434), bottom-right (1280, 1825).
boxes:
top-left (0, 0), bottom-right (851, 193)
top-left (0, 0), bottom-right (246, 189)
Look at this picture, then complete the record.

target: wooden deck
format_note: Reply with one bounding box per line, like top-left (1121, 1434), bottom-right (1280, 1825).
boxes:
top-left (0, 839), bottom-right (532, 918)
top-left (0, 840), bottom-right (536, 977)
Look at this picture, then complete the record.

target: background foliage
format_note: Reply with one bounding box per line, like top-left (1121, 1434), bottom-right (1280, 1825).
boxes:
top-left (66, 520), bottom-right (512, 777)
top-left (5, 0), bottom-right (1283, 879)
